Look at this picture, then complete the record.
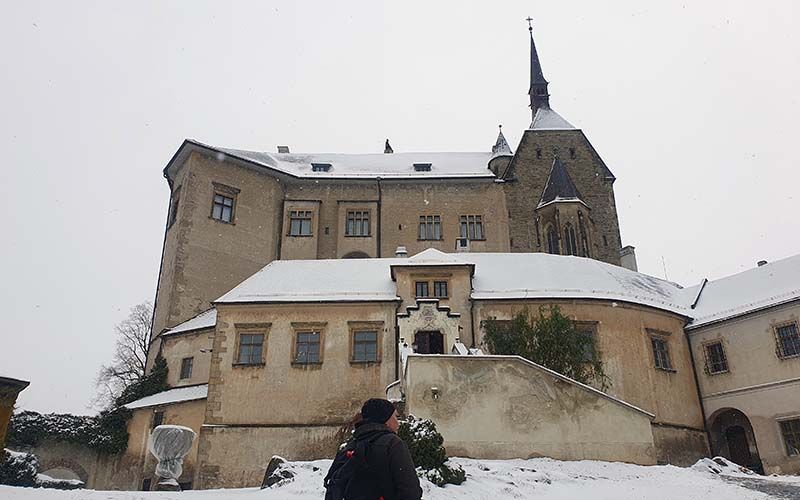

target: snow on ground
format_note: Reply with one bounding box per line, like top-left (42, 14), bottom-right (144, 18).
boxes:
top-left (3, 457), bottom-right (800, 500)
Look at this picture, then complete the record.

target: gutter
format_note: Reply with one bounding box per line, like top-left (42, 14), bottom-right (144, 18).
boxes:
top-left (377, 177), bottom-right (382, 257)
top-left (684, 323), bottom-right (713, 453)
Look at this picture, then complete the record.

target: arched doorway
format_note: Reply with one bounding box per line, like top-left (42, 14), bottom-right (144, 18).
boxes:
top-left (342, 251), bottom-right (370, 259)
top-left (709, 408), bottom-right (764, 473)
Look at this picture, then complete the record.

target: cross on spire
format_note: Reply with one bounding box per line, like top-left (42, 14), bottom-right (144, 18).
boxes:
top-left (527, 16), bottom-right (550, 118)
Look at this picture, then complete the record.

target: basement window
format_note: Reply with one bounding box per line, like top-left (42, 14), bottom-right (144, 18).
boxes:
top-left (311, 163), bottom-right (332, 172)
top-left (413, 163), bottom-right (432, 172)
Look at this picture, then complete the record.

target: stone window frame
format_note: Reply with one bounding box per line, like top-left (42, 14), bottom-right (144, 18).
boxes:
top-left (701, 339), bottom-right (729, 375)
top-left (349, 321), bottom-right (384, 364)
top-left (345, 209), bottom-right (372, 237)
top-left (151, 409), bottom-right (164, 429)
top-left (777, 416), bottom-right (800, 457)
top-left (209, 182), bottom-right (240, 224)
top-left (167, 185), bottom-right (181, 229)
top-left (773, 320), bottom-right (800, 360)
top-left (646, 328), bottom-right (675, 372)
top-left (414, 276), bottom-right (451, 300)
top-left (179, 356), bottom-right (194, 380)
top-left (418, 215), bottom-right (442, 241)
top-left (545, 223), bottom-right (560, 255)
top-left (433, 280), bottom-right (449, 299)
top-left (573, 320), bottom-right (599, 363)
top-left (459, 215), bottom-right (485, 241)
top-left (415, 281), bottom-right (430, 298)
top-left (232, 323), bottom-right (271, 367)
top-left (290, 322), bottom-right (327, 366)
top-left (563, 223), bottom-right (579, 256)
top-left (287, 209), bottom-right (314, 237)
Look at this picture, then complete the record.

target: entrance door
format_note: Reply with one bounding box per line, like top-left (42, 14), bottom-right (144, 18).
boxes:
top-left (725, 426), bottom-right (751, 467)
top-left (414, 331), bottom-right (444, 354)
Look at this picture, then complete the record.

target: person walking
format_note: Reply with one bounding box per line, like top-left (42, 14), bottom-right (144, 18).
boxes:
top-left (324, 398), bottom-right (422, 500)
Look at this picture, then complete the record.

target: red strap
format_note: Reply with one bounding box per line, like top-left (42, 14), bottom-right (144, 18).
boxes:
top-left (345, 450), bottom-right (354, 458)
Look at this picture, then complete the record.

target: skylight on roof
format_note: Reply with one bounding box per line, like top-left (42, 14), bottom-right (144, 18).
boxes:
top-left (311, 163), bottom-right (332, 172)
top-left (413, 163), bottom-right (432, 172)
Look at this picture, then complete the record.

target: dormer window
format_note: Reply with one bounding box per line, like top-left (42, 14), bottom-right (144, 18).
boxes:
top-left (413, 163), bottom-right (432, 172)
top-left (311, 163), bottom-right (332, 172)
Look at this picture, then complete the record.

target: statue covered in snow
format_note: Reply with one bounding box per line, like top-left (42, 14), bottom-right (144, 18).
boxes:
top-left (148, 424), bottom-right (195, 491)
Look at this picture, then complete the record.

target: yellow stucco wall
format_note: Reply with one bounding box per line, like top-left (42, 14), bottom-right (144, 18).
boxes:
top-left (688, 302), bottom-right (800, 474)
top-left (160, 329), bottom-right (214, 388)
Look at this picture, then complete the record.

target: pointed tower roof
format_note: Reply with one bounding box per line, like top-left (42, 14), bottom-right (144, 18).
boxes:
top-left (530, 107), bottom-right (575, 130)
top-left (491, 125), bottom-right (513, 157)
top-left (527, 18), bottom-right (550, 117)
top-left (538, 157), bottom-right (585, 208)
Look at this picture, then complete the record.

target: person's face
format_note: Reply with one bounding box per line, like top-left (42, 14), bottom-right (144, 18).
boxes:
top-left (385, 410), bottom-right (399, 433)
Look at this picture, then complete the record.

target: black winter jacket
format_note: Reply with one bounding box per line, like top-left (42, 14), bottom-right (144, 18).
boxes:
top-left (332, 422), bottom-right (422, 500)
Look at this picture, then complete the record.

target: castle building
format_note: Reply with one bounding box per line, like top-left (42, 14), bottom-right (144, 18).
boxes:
top-left (24, 24), bottom-right (799, 491)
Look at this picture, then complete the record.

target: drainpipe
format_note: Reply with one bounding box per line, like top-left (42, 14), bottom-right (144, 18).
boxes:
top-left (277, 195), bottom-right (286, 259)
top-left (376, 177), bottom-right (382, 257)
top-left (394, 301), bottom-right (401, 381)
top-left (685, 323), bottom-right (713, 455)
top-left (469, 298), bottom-right (477, 348)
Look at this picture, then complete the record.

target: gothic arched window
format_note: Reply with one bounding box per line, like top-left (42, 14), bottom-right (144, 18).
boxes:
top-left (564, 223), bottom-right (578, 256)
top-left (546, 225), bottom-right (560, 255)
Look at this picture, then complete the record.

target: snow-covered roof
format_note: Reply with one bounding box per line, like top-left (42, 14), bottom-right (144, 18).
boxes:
top-left (530, 107), bottom-right (576, 130)
top-left (687, 254), bottom-right (800, 329)
top-left (162, 309), bottom-right (217, 336)
top-left (168, 140), bottom-right (498, 180)
top-left (124, 384), bottom-right (208, 410)
top-left (217, 249), bottom-right (690, 316)
top-left (216, 258), bottom-right (403, 304)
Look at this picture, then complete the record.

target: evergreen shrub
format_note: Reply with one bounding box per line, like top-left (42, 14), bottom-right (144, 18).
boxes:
top-left (397, 415), bottom-right (465, 487)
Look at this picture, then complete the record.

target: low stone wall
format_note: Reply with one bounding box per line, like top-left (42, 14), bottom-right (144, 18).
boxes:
top-left (196, 423), bottom-right (345, 489)
top-left (403, 355), bottom-right (657, 465)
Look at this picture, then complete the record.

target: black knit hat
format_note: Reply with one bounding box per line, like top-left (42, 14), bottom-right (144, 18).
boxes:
top-left (361, 398), bottom-right (395, 424)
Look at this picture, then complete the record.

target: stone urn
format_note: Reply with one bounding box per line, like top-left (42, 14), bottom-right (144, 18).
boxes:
top-left (148, 424), bottom-right (196, 491)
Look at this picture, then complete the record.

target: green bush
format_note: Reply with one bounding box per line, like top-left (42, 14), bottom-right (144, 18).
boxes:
top-left (114, 355), bottom-right (169, 407)
top-left (397, 415), bottom-right (465, 487)
top-left (0, 449), bottom-right (39, 487)
top-left (7, 407), bottom-right (132, 455)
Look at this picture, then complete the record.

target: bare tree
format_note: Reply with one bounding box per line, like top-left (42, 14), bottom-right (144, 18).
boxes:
top-left (93, 302), bottom-right (152, 408)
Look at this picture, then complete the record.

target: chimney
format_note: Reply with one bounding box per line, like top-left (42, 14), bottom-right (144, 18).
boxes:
top-left (395, 246), bottom-right (408, 258)
top-left (620, 245), bottom-right (638, 272)
top-left (757, 260), bottom-right (768, 267)
top-left (277, 146), bottom-right (290, 153)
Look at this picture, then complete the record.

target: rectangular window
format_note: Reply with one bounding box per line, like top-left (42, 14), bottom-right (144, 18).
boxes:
top-left (415, 281), bottom-right (430, 298)
top-left (704, 341), bottom-right (728, 374)
top-left (413, 163), bottom-right (432, 172)
top-left (780, 419), bottom-right (800, 456)
top-left (353, 330), bottom-right (378, 362)
top-left (289, 210), bottom-right (313, 236)
top-left (294, 331), bottom-right (321, 364)
top-left (237, 333), bottom-right (264, 365)
top-left (651, 336), bottom-right (673, 371)
top-left (775, 323), bottom-right (800, 359)
top-left (574, 323), bottom-right (598, 363)
top-left (167, 187), bottom-right (180, 228)
top-left (211, 193), bottom-right (235, 223)
top-left (142, 478), bottom-right (152, 491)
top-left (345, 211), bottom-right (370, 237)
top-left (152, 410), bottom-right (164, 429)
top-left (179, 357), bottom-right (194, 380)
top-left (311, 163), bottom-right (331, 172)
top-left (459, 215), bottom-right (484, 240)
top-left (433, 281), bottom-right (448, 298)
top-left (418, 215), bottom-right (442, 240)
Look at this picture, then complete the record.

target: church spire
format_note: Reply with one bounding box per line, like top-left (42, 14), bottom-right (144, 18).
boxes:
top-left (527, 17), bottom-right (550, 118)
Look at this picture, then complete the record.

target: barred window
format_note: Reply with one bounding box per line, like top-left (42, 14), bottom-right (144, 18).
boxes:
top-left (353, 331), bottom-right (378, 362)
top-left (295, 331), bottom-right (321, 364)
top-left (433, 281), bottom-right (448, 298)
top-left (564, 223), bottom-right (578, 256)
top-left (415, 281), bottom-right (430, 298)
top-left (211, 193), bottom-right (234, 223)
top-left (179, 357), bottom-right (194, 380)
top-left (237, 333), bottom-right (264, 365)
top-left (780, 419), bottom-right (800, 456)
top-left (346, 211), bottom-right (370, 237)
top-left (651, 336), bottom-right (673, 371)
top-left (418, 215), bottom-right (442, 240)
top-left (704, 341), bottom-right (728, 374)
top-left (289, 210), bottom-right (313, 236)
top-left (775, 323), bottom-right (800, 359)
top-left (459, 215), bottom-right (484, 240)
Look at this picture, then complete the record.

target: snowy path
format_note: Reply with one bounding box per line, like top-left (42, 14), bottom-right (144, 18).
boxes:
top-left (3, 457), bottom-right (798, 499)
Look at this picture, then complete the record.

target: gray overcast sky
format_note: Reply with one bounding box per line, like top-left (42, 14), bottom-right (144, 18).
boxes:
top-left (1, 1), bottom-right (798, 414)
